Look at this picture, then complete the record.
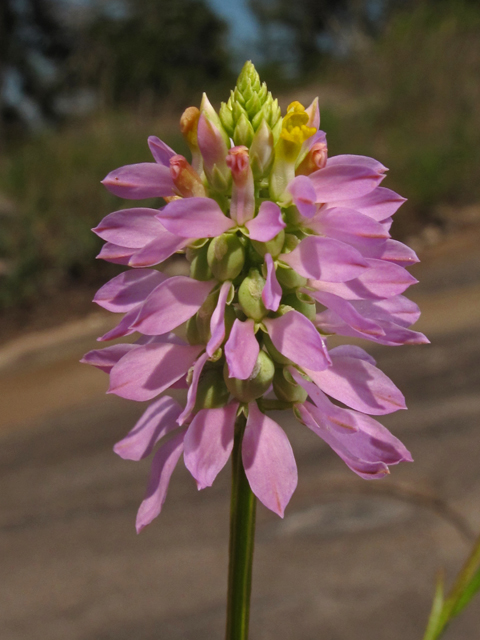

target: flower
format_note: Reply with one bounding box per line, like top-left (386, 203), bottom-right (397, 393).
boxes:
top-left (82, 61), bottom-right (427, 532)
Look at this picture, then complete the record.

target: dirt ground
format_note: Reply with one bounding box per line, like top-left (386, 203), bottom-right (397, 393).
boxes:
top-left (1, 226), bottom-right (480, 640)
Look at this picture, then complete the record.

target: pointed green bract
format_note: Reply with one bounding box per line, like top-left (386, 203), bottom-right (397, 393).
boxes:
top-left (220, 61), bottom-right (282, 145)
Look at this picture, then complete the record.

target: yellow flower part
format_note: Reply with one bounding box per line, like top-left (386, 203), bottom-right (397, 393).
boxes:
top-left (278, 102), bottom-right (316, 161)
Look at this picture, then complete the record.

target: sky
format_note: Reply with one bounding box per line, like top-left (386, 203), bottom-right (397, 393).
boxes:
top-left (205, 0), bottom-right (263, 66)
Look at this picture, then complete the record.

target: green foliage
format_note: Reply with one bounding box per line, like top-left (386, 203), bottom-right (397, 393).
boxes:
top-left (79, 0), bottom-right (231, 106)
top-left (423, 533), bottom-right (480, 640)
top-left (0, 113), bottom-right (186, 307)
top-left (319, 0), bottom-right (480, 235)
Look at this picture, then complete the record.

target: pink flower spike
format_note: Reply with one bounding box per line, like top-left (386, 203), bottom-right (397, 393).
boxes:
top-left (177, 352), bottom-right (210, 426)
top-left (225, 319), bottom-right (259, 380)
top-left (132, 276), bottom-right (215, 336)
top-left (309, 164), bottom-right (384, 202)
top-left (136, 428), bottom-right (187, 533)
top-left (305, 353), bottom-right (406, 415)
top-left (93, 208), bottom-right (163, 248)
top-left (93, 269), bottom-right (167, 313)
top-left (108, 342), bottom-right (203, 401)
top-left (280, 236), bottom-right (369, 283)
top-left (262, 253), bottom-right (282, 311)
top-left (286, 175), bottom-right (317, 218)
top-left (155, 197), bottom-right (235, 238)
top-left (114, 396), bottom-right (183, 461)
top-left (101, 163), bottom-right (175, 199)
top-left (243, 403), bottom-right (297, 517)
top-left (245, 201), bottom-right (286, 242)
top-left (207, 281), bottom-right (232, 356)
top-left (80, 343), bottom-right (137, 373)
top-left (184, 403), bottom-right (239, 489)
top-left (264, 311), bottom-right (331, 372)
top-left (148, 136), bottom-right (176, 166)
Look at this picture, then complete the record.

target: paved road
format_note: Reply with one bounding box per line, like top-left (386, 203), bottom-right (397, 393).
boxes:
top-left (1, 229), bottom-right (480, 640)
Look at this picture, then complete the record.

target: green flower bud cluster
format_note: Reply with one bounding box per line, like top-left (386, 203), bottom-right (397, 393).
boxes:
top-left (219, 61), bottom-right (282, 147)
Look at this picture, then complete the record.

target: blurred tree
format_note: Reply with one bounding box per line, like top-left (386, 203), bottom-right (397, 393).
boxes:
top-left (0, 0), bottom-right (72, 134)
top-left (78, 0), bottom-right (232, 106)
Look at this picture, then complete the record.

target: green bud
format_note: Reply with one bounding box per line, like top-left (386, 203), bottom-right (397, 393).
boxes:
top-left (194, 367), bottom-right (230, 411)
top-left (238, 268), bottom-right (267, 321)
top-left (251, 229), bottom-right (285, 259)
top-left (186, 314), bottom-right (202, 345)
top-left (207, 233), bottom-right (245, 281)
top-left (250, 119), bottom-right (274, 179)
top-left (273, 367), bottom-right (308, 404)
top-left (233, 113), bottom-right (255, 148)
top-left (282, 292), bottom-right (316, 322)
top-left (262, 333), bottom-right (292, 365)
top-left (189, 243), bottom-right (213, 281)
top-left (282, 233), bottom-right (301, 254)
top-left (276, 265), bottom-right (308, 291)
top-left (196, 290), bottom-right (218, 343)
top-left (210, 164), bottom-right (231, 193)
top-left (224, 350), bottom-right (275, 403)
top-left (200, 93), bottom-right (230, 147)
top-left (245, 93), bottom-right (261, 119)
top-left (219, 102), bottom-right (234, 137)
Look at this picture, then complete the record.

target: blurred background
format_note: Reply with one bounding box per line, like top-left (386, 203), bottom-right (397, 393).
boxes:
top-left (1, 0), bottom-right (480, 639)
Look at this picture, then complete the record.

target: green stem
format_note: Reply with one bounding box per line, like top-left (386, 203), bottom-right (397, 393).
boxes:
top-left (225, 415), bottom-right (257, 640)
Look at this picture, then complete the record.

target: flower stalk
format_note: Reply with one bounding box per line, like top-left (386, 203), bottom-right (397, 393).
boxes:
top-left (226, 414), bottom-right (257, 640)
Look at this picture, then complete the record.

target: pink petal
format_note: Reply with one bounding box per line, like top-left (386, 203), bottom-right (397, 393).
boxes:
top-left (132, 277), bottom-right (215, 335)
top-left (245, 201), bottom-right (286, 241)
top-left (297, 401), bottom-right (411, 480)
top-left (305, 98), bottom-right (320, 129)
top-left (305, 354), bottom-right (406, 415)
top-left (286, 176), bottom-right (317, 218)
top-left (97, 242), bottom-right (134, 265)
top-left (328, 345), bottom-right (376, 365)
top-left (156, 197), bottom-right (235, 238)
top-left (331, 186), bottom-right (406, 221)
top-left (309, 165), bottom-right (384, 202)
top-left (148, 136), bottom-right (176, 166)
top-left (102, 163), bottom-right (174, 199)
top-left (93, 208), bottom-right (163, 248)
top-left (98, 306), bottom-right (140, 342)
top-left (310, 258), bottom-right (418, 299)
top-left (326, 155), bottom-right (387, 174)
top-left (225, 319), bottom-right (259, 380)
top-left (177, 352), bottom-right (209, 426)
top-left (80, 343), bottom-right (137, 372)
top-left (264, 311), bottom-right (331, 371)
top-left (129, 233), bottom-right (189, 268)
top-left (309, 289), bottom-right (385, 337)
top-left (262, 253), bottom-right (282, 311)
top-left (355, 238), bottom-right (419, 266)
top-left (183, 403), bottom-right (239, 489)
top-left (243, 403), bottom-right (297, 517)
top-left (136, 428), bottom-right (187, 533)
top-left (309, 207), bottom-right (389, 242)
top-left (93, 269), bottom-right (167, 313)
top-left (114, 396), bottom-right (183, 460)
top-left (207, 281), bottom-right (232, 356)
top-left (352, 296), bottom-right (421, 328)
top-left (109, 342), bottom-right (202, 401)
top-left (280, 236), bottom-right (368, 282)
